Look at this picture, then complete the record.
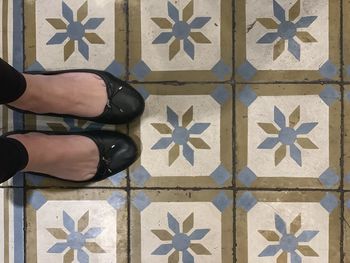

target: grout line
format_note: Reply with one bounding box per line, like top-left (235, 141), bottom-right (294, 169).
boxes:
top-left (22, 185), bottom-right (347, 192)
top-left (340, 0), bottom-right (345, 261)
top-left (232, 0), bottom-right (237, 260)
top-left (125, 0), bottom-right (130, 82)
top-left (125, 1), bottom-right (131, 261)
top-left (128, 80), bottom-right (345, 85)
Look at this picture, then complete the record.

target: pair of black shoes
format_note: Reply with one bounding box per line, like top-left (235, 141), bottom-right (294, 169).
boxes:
top-left (4, 70), bottom-right (145, 182)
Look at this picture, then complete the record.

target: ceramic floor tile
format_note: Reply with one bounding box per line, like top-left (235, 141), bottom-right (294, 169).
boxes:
top-left (24, 0), bottom-right (126, 77)
top-left (129, 0), bottom-right (232, 81)
top-left (24, 114), bottom-right (127, 187)
top-left (0, 188), bottom-right (24, 263)
top-left (344, 193), bottom-right (350, 262)
top-left (345, 86), bottom-right (350, 189)
top-left (129, 84), bottom-right (232, 187)
top-left (344, 0), bottom-right (350, 80)
top-left (130, 190), bottom-right (233, 263)
top-left (26, 189), bottom-right (127, 263)
top-left (235, 0), bottom-right (340, 82)
top-left (236, 84), bottom-right (341, 189)
top-left (236, 191), bottom-right (341, 262)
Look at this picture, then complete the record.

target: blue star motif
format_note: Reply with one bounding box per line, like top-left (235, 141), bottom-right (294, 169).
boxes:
top-left (151, 212), bottom-right (211, 263)
top-left (47, 211), bottom-right (105, 262)
top-left (256, 0), bottom-right (317, 60)
top-left (257, 106), bottom-right (318, 167)
top-left (46, 1), bottom-right (105, 61)
top-left (259, 213), bottom-right (319, 262)
top-left (151, 106), bottom-right (210, 166)
top-left (151, 1), bottom-right (211, 60)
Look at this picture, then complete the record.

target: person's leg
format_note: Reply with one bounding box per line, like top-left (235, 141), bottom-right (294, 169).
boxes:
top-left (6, 133), bottom-right (99, 182)
top-left (0, 137), bottom-right (28, 183)
top-left (3, 61), bottom-right (108, 117)
top-left (0, 58), bottom-right (27, 104)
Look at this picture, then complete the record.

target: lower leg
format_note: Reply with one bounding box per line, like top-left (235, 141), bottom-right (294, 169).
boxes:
top-left (0, 58), bottom-right (26, 104)
top-left (8, 73), bottom-right (108, 118)
top-left (7, 133), bottom-right (99, 181)
top-left (0, 137), bottom-right (28, 183)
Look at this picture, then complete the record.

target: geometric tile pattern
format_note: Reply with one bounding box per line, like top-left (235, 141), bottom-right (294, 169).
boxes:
top-left (344, 86), bottom-right (350, 190)
top-left (236, 191), bottom-right (341, 262)
top-left (24, 0), bottom-right (126, 77)
top-left (129, 0), bottom-right (232, 81)
top-left (0, 0), bottom-right (348, 261)
top-left (26, 189), bottom-right (127, 263)
top-left (131, 190), bottom-right (233, 262)
top-left (0, 188), bottom-right (24, 263)
top-left (236, 0), bottom-right (341, 82)
top-left (129, 84), bottom-right (232, 187)
top-left (236, 84), bottom-right (341, 189)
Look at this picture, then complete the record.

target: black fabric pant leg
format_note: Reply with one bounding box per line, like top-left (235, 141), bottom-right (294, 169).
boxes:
top-left (0, 137), bottom-right (28, 183)
top-left (0, 58), bottom-right (26, 104)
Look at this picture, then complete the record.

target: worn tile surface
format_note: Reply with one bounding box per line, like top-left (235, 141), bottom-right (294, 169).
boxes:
top-left (235, 0), bottom-right (341, 82)
top-left (344, 193), bottom-right (350, 262)
top-left (129, 0), bottom-right (232, 81)
top-left (0, 188), bottom-right (24, 263)
top-left (24, 0), bottom-right (126, 76)
top-left (130, 84), bottom-right (232, 188)
top-left (237, 191), bottom-right (341, 262)
top-left (26, 189), bottom-right (127, 263)
top-left (0, 0), bottom-right (347, 262)
top-left (236, 84), bottom-right (341, 189)
top-left (131, 190), bottom-right (233, 262)
top-left (344, 0), bottom-right (350, 81)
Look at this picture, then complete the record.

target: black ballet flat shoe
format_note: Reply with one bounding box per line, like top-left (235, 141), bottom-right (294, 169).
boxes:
top-left (2, 130), bottom-right (138, 182)
top-left (6, 69), bottom-right (145, 125)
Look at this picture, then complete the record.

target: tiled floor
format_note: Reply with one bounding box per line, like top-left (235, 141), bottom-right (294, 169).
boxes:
top-left (0, 0), bottom-right (348, 262)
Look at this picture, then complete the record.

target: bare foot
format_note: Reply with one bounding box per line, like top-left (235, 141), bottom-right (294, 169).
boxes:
top-left (8, 73), bottom-right (108, 118)
top-left (8, 133), bottom-right (99, 181)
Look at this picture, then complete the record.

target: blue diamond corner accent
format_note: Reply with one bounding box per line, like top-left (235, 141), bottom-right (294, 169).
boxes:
top-left (237, 192), bottom-right (257, 212)
top-left (319, 60), bottom-right (338, 80)
top-left (28, 191), bottom-right (47, 210)
top-left (26, 60), bottom-right (45, 72)
top-left (105, 60), bottom-right (125, 78)
top-left (320, 193), bottom-right (338, 213)
top-left (212, 192), bottom-right (232, 212)
top-left (136, 86), bottom-right (150, 100)
top-left (132, 192), bottom-right (151, 212)
top-left (131, 60), bottom-right (151, 80)
top-left (210, 164), bottom-right (231, 186)
top-left (346, 91), bottom-right (350, 102)
top-left (347, 65), bottom-right (350, 77)
top-left (211, 60), bottom-right (231, 81)
top-left (238, 85), bottom-right (257, 107)
top-left (319, 85), bottom-right (340, 106)
top-left (237, 167), bottom-right (257, 187)
top-left (346, 200), bottom-right (350, 210)
top-left (345, 173), bottom-right (350, 184)
top-left (211, 85), bottom-right (230, 105)
top-left (108, 171), bottom-right (126, 186)
top-left (319, 168), bottom-right (339, 188)
top-left (107, 192), bottom-right (126, 209)
top-left (237, 61), bottom-right (257, 81)
top-left (131, 166), bottom-right (151, 187)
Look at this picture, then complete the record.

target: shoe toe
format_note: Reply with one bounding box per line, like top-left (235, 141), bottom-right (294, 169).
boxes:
top-left (111, 85), bottom-right (145, 122)
top-left (109, 135), bottom-right (138, 173)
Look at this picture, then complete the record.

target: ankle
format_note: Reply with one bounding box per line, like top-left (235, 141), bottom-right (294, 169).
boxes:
top-left (8, 75), bottom-right (43, 112)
